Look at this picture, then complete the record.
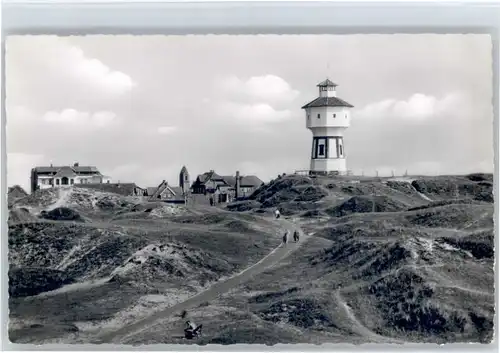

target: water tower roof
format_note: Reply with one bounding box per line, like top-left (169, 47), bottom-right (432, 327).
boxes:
top-left (301, 96), bottom-right (354, 109)
top-left (316, 78), bottom-right (338, 87)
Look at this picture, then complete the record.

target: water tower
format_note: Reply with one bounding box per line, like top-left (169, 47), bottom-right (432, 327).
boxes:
top-left (301, 79), bottom-right (354, 175)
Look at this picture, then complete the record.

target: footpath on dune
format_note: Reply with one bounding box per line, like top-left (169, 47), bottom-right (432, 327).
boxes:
top-left (334, 291), bottom-right (404, 344)
top-left (96, 216), bottom-right (309, 344)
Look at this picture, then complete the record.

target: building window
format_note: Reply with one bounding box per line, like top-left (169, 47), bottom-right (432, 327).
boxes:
top-left (313, 138), bottom-right (327, 159)
top-left (70, 179), bottom-right (74, 185)
top-left (317, 113), bottom-right (320, 119)
top-left (56, 179), bottom-right (60, 185)
top-left (333, 114), bottom-right (336, 118)
top-left (345, 114), bottom-right (347, 118)
top-left (80, 179), bottom-right (83, 184)
top-left (339, 145), bottom-right (343, 155)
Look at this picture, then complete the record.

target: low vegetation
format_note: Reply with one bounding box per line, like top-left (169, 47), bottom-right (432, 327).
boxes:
top-left (8, 173), bottom-right (494, 344)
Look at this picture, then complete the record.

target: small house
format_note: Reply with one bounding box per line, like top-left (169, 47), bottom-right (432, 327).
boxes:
top-left (147, 180), bottom-right (186, 204)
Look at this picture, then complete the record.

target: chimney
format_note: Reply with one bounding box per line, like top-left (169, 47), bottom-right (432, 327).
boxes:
top-left (235, 170), bottom-right (241, 199)
top-left (74, 162), bottom-right (79, 167)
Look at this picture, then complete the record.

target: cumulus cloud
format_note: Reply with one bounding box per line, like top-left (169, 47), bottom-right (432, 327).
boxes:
top-left (5, 35), bottom-right (493, 188)
top-left (6, 36), bottom-right (135, 111)
top-left (63, 46), bottom-right (135, 95)
top-left (43, 109), bottom-right (117, 127)
top-left (208, 75), bottom-right (301, 128)
top-left (8, 106), bottom-right (117, 128)
top-left (355, 92), bottom-right (466, 122)
top-left (216, 102), bottom-right (293, 125)
top-left (7, 153), bottom-right (45, 191)
top-left (215, 74), bottom-right (300, 104)
top-left (24, 36), bottom-right (134, 96)
top-left (7, 106), bottom-right (120, 159)
top-left (346, 90), bottom-right (492, 175)
top-left (157, 126), bottom-right (178, 135)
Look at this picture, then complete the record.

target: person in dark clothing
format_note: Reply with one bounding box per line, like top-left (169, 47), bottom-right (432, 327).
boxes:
top-left (184, 320), bottom-right (203, 339)
top-left (282, 231), bottom-right (289, 246)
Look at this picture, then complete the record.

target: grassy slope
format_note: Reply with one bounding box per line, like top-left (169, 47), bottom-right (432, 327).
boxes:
top-left (8, 173), bottom-right (495, 345)
top-left (175, 173), bottom-right (494, 345)
top-left (8, 188), bottom-right (284, 344)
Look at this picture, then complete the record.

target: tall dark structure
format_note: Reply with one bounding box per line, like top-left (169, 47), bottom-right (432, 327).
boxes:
top-left (179, 166), bottom-right (190, 194)
top-left (235, 170), bottom-right (241, 199)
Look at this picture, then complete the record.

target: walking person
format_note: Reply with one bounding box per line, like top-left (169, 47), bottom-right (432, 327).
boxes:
top-left (293, 230), bottom-right (300, 243)
top-left (275, 209), bottom-right (281, 219)
top-left (282, 230), bottom-right (289, 246)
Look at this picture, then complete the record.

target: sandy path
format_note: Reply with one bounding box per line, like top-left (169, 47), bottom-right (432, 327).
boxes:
top-left (334, 291), bottom-right (404, 344)
top-left (95, 217), bottom-right (307, 344)
top-left (46, 187), bottom-right (73, 211)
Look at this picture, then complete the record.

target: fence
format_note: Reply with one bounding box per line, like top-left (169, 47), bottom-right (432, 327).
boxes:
top-left (293, 169), bottom-right (437, 179)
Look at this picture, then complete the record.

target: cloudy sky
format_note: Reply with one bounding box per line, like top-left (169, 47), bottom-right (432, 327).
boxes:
top-left (6, 34), bottom-right (494, 191)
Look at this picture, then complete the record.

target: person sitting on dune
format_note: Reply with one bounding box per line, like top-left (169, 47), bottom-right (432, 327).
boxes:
top-left (184, 320), bottom-right (203, 339)
top-left (185, 320), bottom-right (196, 331)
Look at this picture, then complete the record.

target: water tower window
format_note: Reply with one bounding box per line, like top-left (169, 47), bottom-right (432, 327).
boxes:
top-left (317, 113), bottom-right (321, 119)
top-left (321, 87), bottom-right (327, 91)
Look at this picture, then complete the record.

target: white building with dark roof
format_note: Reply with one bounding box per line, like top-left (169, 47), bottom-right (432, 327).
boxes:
top-left (301, 79), bottom-right (354, 175)
top-left (30, 163), bottom-right (111, 193)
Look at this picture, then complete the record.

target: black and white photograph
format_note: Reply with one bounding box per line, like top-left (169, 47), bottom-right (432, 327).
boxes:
top-left (5, 33), bottom-right (495, 345)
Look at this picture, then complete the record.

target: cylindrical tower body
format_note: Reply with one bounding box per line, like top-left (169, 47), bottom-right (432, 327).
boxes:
top-left (301, 79), bottom-right (354, 175)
